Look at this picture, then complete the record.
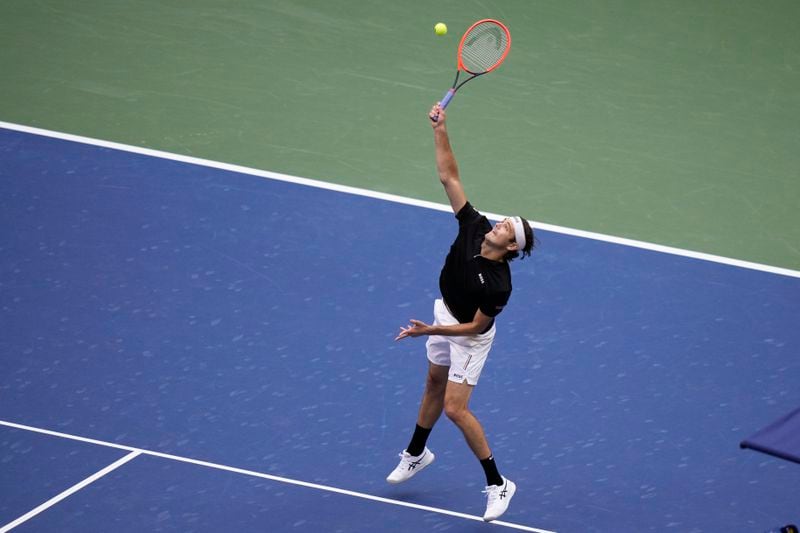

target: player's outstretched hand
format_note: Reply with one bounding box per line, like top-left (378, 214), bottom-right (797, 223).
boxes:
top-left (429, 103), bottom-right (446, 128)
top-left (395, 319), bottom-right (432, 341)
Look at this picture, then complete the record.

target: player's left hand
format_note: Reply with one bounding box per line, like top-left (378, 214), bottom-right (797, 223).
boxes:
top-left (429, 103), bottom-right (446, 128)
top-left (395, 319), bottom-right (431, 341)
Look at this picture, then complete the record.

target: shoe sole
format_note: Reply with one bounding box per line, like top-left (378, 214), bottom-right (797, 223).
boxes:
top-left (386, 452), bottom-right (435, 484)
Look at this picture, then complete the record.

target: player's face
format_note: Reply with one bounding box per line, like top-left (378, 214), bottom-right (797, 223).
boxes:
top-left (485, 218), bottom-right (517, 250)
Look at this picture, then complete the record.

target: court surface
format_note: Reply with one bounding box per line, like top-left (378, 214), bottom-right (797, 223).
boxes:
top-left (1, 125), bottom-right (798, 532)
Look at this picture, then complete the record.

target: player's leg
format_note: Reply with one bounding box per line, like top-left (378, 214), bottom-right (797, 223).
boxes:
top-left (408, 302), bottom-right (454, 452)
top-left (416, 362), bottom-right (449, 429)
top-left (444, 380), bottom-right (516, 521)
top-left (444, 323), bottom-right (517, 521)
top-left (442, 329), bottom-right (496, 463)
top-left (386, 303), bottom-right (451, 484)
top-left (442, 380), bottom-right (491, 460)
top-left (386, 362), bottom-right (446, 484)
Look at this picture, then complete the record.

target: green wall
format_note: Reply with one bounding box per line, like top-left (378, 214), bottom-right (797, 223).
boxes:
top-left (2, 0), bottom-right (798, 269)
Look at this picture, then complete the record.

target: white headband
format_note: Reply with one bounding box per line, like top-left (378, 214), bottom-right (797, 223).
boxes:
top-left (511, 216), bottom-right (526, 251)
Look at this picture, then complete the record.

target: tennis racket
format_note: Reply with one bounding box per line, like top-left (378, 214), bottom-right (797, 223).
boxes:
top-left (433, 19), bottom-right (511, 121)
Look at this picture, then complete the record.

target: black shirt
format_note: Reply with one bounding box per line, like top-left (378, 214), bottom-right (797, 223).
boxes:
top-left (439, 202), bottom-right (512, 325)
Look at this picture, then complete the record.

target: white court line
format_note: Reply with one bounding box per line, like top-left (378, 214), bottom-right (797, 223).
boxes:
top-left (1, 120), bottom-right (798, 279)
top-left (0, 420), bottom-right (556, 533)
top-left (0, 450), bottom-right (141, 532)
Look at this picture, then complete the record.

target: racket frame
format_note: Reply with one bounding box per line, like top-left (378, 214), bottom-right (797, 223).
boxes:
top-left (437, 19), bottom-right (511, 113)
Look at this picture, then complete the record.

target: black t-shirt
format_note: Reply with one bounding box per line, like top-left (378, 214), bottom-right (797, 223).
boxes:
top-left (439, 202), bottom-right (512, 325)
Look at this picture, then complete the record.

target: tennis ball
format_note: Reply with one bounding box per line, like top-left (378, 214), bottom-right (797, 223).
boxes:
top-left (434, 22), bottom-right (447, 36)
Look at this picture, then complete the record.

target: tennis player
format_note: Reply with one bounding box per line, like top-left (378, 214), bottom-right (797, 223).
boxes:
top-left (387, 102), bottom-right (534, 522)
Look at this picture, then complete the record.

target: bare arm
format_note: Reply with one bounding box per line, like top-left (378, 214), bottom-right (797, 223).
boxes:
top-left (429, 103), bottom-right (467, 214)
top-left (395, 308), bottom-right (493, 341)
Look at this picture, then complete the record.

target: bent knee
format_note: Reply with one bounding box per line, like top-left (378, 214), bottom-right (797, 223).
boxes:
top-left (443, 400), bottom-right (468, 422)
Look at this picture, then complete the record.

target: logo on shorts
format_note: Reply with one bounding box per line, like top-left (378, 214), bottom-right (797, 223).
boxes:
top-left (452, 372), bottom-right (465, 380)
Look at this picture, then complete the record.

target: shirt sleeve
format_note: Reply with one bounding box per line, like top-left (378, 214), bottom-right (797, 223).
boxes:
top-left (479, 290), bottom-right (510, 318)
top-left (455, 202), bottom-right (481, 226)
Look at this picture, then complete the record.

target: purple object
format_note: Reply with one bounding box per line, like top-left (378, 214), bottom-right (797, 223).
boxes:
top-left (741, 407), bottom-right (800, 465)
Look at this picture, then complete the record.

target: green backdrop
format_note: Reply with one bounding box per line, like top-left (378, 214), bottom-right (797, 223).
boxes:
top-left (2, 0), bottom-right (798, 270)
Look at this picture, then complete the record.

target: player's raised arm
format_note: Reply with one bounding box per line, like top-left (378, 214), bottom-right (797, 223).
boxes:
top-left (429, 103), bottom-right (467, 214)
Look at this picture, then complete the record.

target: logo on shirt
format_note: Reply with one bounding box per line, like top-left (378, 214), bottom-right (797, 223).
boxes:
top-left (478, 273), bottom-right (485, 285)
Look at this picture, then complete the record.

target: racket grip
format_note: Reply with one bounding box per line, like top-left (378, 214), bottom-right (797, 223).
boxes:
top-left (432, 89), bottom-right (455, 123)
top-left (440, 89), bottom-right (455, 109)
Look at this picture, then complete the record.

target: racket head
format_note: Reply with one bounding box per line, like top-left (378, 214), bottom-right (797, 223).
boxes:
top-left (456, 19), bottom-right (511, 75)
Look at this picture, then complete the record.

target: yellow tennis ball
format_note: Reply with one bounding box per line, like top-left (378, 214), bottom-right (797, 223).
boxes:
top-left (434, 22), bottom-right (447, 36)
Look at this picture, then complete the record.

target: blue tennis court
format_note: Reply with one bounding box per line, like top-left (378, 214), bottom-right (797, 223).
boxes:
top-left (1, 126), bottom-right (798, 532)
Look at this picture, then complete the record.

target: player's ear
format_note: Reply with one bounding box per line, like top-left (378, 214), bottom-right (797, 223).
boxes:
top-left (507, 241), bottom-right (519, 252)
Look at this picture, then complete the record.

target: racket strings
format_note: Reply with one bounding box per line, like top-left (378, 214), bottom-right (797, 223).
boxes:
top-left (460, 22), bottom-right (509, 74)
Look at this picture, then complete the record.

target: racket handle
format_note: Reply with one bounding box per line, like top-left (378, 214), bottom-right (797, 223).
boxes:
top-left (440, 89), bottom-right (455, 109)
top-left (432, 89), bottom-right (455, 122)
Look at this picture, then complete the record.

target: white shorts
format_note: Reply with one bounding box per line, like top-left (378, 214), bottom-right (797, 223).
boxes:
top-left (426, 299), bottom-right (496, 385)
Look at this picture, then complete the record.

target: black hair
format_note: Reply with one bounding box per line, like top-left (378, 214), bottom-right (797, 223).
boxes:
top-left (504, 217), bottom-right (535, 262)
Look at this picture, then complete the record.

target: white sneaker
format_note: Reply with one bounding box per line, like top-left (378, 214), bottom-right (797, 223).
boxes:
top-left (386, 447), bottom-right (435, 484)
top-left (483, 476), bottom-right (516, 522)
